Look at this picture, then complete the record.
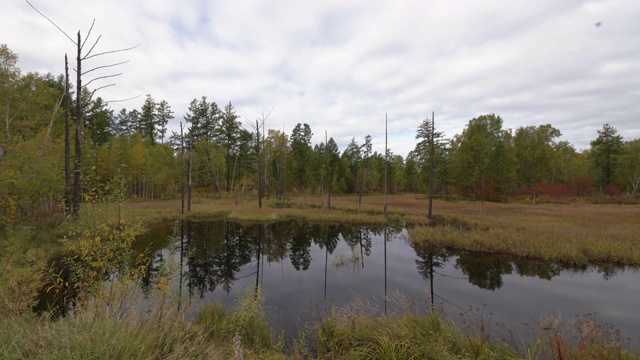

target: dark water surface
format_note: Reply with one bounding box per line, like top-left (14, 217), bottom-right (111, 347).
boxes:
top-left (137, 220), bottom-right (640, 346)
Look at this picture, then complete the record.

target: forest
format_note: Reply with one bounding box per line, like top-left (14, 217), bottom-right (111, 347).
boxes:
top-left (1, 42), bottom-right (640, 227)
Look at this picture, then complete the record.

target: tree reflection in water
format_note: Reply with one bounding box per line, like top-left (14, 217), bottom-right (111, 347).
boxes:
top-left (38, 218), bottom-right (640, 347)
top-left (133, 219), bottom-right (637, 302)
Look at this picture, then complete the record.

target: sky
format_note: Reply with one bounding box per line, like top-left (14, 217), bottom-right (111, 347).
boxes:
top-left (3, 0), bottom-right (640, 156)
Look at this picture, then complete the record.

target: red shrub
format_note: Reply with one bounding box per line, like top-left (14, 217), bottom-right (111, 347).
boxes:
top-left (568, 178), bottom-right (595, 197)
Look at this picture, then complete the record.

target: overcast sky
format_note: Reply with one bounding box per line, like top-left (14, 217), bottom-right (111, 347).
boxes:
top-left (3, 0), bottom-right (639, 155)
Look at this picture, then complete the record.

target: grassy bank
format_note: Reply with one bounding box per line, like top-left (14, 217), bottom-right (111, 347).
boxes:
top-left (2, 286), bottom-right (638, 359)
top-left (124, 193), bottom-right (640, 265)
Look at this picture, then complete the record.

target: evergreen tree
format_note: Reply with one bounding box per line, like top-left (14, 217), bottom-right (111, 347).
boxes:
top-left (84, 97), bottom-right (114, 146)
top-left (184, 96), bottom-right (220, 146)
top-left (114, 108), bottom-right (131, 138)
top-left (217, 102), bottom-right (242, 192)
top-left (290, 123), bottom-right (313, 192)
top-left (156, 100), bottom-right (173, 144)
top-left (139, 94), bottom-right (157, 144)
top-left (590, 123), bottom-right (624, 190)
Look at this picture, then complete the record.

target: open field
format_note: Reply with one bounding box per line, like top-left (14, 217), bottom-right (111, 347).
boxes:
top-left (124, 193), bottom-right (640, 265)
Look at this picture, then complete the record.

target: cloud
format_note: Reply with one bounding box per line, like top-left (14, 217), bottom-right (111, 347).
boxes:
top-left (3, 0), bottom-right (640, 155)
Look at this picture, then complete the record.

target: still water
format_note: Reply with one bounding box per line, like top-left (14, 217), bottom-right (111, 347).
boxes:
top-left (137, 220), bottom-right (640, 345)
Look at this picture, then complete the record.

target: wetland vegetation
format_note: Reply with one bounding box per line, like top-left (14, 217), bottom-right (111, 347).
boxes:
top-left (2, 195), bottom-right (640, 359)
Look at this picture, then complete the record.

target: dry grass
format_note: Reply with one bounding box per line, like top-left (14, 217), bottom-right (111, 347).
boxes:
top-left (124, 193), bottom-right (640, 265)
top-left (406, 198), bottom-right (640, 265)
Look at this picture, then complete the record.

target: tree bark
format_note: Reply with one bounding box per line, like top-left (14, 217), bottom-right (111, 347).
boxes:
top-left (73, 31), bottom-right (82, 219)
top-left (64, 54), bottom-right (72, 215)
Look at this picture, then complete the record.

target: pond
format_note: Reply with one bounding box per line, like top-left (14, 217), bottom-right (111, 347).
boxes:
top-left (136, 219), bottom-right (640, 347)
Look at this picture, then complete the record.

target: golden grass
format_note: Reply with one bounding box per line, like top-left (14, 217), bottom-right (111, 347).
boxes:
top-left (122, 193), bottom-right (640, 265)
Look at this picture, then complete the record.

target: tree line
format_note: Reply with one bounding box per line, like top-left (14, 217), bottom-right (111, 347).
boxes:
top-left (1, 43), bottom-right (639, 225)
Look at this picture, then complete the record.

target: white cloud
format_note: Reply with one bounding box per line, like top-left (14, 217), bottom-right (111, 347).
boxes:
top-left (3, 0), bottom-right (639, 154)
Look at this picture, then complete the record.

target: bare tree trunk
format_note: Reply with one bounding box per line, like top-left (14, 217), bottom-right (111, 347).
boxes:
top-left (325, 130), bottom-right (329, 209)
top-left (180, 122), bottom-right (185, 214)
top-left (358, 169), bottom-right (364, 214)
top-left (46, 93), bottom-right (64, 139)
top-left (73, 32), bottom-right (82, 219)
top-left (64, 54), bottom-right (72, 216)
top-left (428, 112), bottom-right (434, 219)
top-left (4, 94), bottom-right (9, 138)
top-left (188, 139), bottom-right (192, 212)
top-left (231, 154), bottom-right (239, 193)
top-left (384, 114), bottom-right (388, 216)
top-left (256, 120), bottom-right (262, 208)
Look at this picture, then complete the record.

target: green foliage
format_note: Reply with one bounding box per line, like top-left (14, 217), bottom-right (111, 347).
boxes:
top-left (590, 123), bottom-right (624, 190)
top-left (0, 226), bottom-right (46, 315)
top-left (450, 114), bottom-right (512, 200)
top-left (184, 96), bottom-right (220, 144)
top-left (0, 131), bottom-right (64, 225)
top-left (84, 96), bottom-right (113, 146)
top-left (514, 124), bottom-right (562, 198)
top-left (290, 123), bottom-right (313, 192)
top-left (619, 139), bottom-right (640, 195)
top-left (139, 94), bottom-right (157, 144)
top-left (155, 99), bottom-right (173, 144)
top-left (412, 117), bottom-right (450, 195)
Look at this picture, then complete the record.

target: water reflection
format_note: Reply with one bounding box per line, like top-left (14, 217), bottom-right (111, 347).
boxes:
top-left (133, 219), bottom-right (640, 345)
top-left (137, 220), bottom-right (640, 297)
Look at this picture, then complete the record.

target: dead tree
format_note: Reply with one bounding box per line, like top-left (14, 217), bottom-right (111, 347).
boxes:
top-left (28, 1), bottom-right (136, 219)
top-left (64, 55), bottom-right (72, 215)
top-left (384, 113), bottom-right (388, 216)
top-left (428, 112), bottom-right (435, 219)
top-left (246, 107), bottom-right (274, 208)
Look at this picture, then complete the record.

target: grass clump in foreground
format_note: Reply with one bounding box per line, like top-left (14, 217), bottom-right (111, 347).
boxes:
top-left (0, 286), bottom-right (285, 360)
top-left (315, 298), bottom-right (516, 360)
top-left (314, 298), bottom-right (640, 360)
top-left (2, 278), bottom-right (639, 359)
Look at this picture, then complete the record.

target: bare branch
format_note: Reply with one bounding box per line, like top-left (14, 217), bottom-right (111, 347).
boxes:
top-left (46, 92), bottom-right (65, 139)
top-left (105, 94), bottom-right (143, 104)
top-left (85, 44), bottom-right (139, 60)
top-left (82, 34), bottom-right (102, 59)
top-left (26, 0), bottom-right (76, 45)
top-left (82, 60), bottom-right (130, 75)
top-left (83, 73), bottom-right (122, 88)
top-left (80, 19), bottom-right (96, 51)
top-left (262, 105), bottom-right (276, 121)
top-left (89, 84), bottom-right (115, 100)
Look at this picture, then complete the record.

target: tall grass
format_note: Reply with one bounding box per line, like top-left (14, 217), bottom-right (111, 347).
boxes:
top-left (314, 297), bottom-right (516, 359)
top-left (0, 283), bottom-right (284, 360)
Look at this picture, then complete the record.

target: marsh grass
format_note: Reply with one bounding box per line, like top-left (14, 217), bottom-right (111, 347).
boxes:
top-left (315, 297), bottom-right (516, 359)
top-left (1, 270), bottom-right (284, 359)
top-left (534, 314), bottom-right (639, 360)
top-left (124, 194), bottom-right (640, 265)
top-left (3, 193), bottom-right (640, 358)
top-left (196, 287), bottom-right (284, 357)
top-left (400, 199), bottom-right (640, 265)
